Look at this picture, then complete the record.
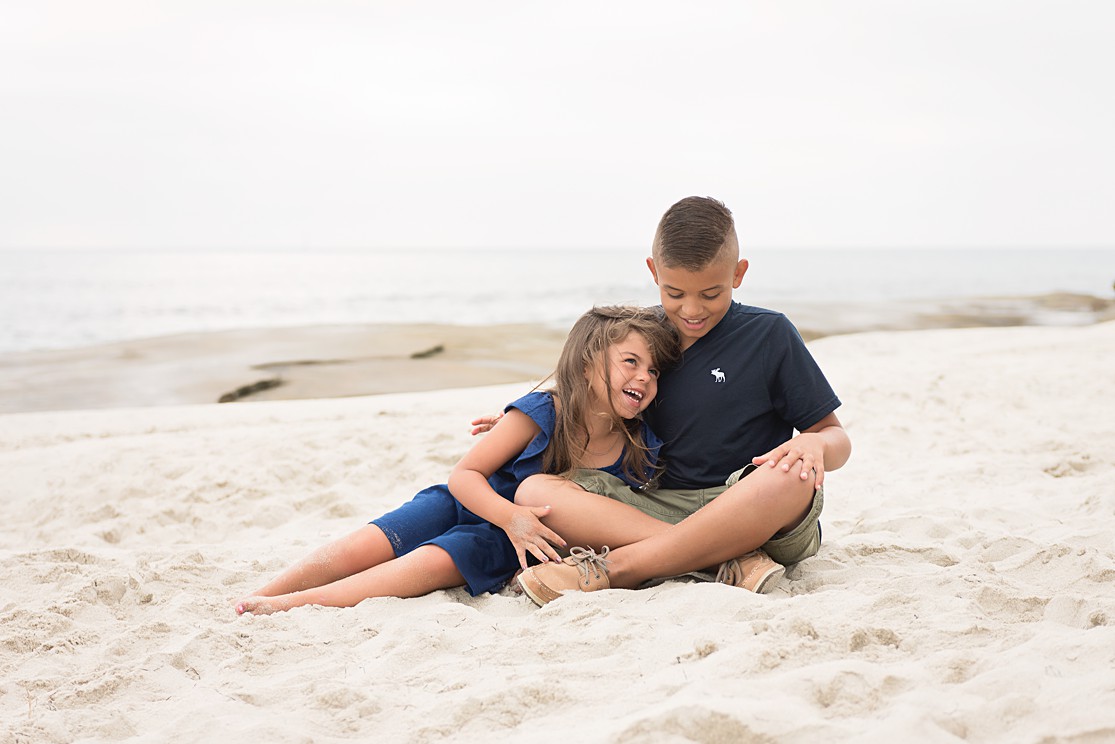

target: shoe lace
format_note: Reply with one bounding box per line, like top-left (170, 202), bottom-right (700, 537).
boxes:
top-left (567, 546), bottom-right (610, 583)
top-left (714, 550), bottom-right (759, 585)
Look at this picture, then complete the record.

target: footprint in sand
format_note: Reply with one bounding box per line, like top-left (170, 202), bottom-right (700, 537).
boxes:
top-left (1043, 455), bottom-right (1096, 478)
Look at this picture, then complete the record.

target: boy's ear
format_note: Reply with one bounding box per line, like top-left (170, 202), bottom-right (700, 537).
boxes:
top-left (646, 257), bottom-right (660, 285)
top-left (732, 259), bottom-right (749, 289)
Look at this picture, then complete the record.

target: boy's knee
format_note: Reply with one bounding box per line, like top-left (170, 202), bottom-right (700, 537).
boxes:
top-left (514, 474), bottom-right (553, 507)
top-left (732, 461), bottom-right (816, 505)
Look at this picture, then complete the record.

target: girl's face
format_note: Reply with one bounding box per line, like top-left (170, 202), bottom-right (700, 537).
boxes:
top-left (586, 331), bottom-right (660, 418)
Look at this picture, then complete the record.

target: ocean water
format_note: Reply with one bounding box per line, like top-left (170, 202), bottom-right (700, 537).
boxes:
top-left (1, 247), bottom-right (1112, 354)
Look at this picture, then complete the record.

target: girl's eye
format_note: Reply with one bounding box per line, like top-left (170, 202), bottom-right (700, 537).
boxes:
top-left (623, 357), bottom-right (637, 366)
top-left (650, 369), bottom-right (660, 378)
top-left (701, 293), bottom-right (721, 301)
top-left (667, 293), bottom-right (683, 300)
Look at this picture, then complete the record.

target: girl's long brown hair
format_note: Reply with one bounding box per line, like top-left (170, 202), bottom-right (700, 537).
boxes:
top-left (540, 306), bottom-right (680, 487)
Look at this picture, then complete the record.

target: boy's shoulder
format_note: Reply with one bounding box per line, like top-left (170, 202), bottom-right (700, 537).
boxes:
top-left (702, 303), bottom-right (808, 357)
top-left (719, 302), bottom-right (793, 333)
top-left (728, 301), bottom-right (783, 318)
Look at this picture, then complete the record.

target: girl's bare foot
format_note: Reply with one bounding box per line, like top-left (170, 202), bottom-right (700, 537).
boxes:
top-left (235, 596), bottom-right (283, 615)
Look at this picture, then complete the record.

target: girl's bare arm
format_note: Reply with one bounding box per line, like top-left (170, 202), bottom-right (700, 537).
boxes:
top-left (449, 409), bottom-right (566, 567)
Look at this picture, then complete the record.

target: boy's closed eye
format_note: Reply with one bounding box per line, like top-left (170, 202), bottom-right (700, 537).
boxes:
top-left (667, 291), bottom-right (721, 301)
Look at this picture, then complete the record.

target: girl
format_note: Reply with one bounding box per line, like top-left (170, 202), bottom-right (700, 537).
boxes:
top-left (235, 306), bottom-right (680, 615)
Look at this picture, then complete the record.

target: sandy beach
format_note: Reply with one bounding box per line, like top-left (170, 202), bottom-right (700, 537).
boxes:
top-left (1, 292), bottom-right (1111, 416)
top-left (0, 323), bottom-right (571, 416)
top-left (2, 317), bottom-right (1114, 742)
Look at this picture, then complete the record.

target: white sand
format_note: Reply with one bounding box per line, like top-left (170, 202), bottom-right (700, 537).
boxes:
top-left (2, 322), bottom-right (1114, 742)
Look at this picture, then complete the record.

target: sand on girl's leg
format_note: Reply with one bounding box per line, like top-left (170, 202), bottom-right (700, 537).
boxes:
top-left (248, 524), bottom-right (396, 598)
top-left (234, 545), bottom-right (467, 615)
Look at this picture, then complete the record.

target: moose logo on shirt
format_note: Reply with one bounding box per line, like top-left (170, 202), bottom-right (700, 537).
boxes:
top-left (710, 368), bottom-right (726, 383)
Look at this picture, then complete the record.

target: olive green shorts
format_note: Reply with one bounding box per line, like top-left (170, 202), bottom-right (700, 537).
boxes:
top-left (570, 464), bottom-right (824, 566)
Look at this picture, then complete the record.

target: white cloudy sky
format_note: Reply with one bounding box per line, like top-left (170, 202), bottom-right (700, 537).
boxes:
top-left (2, 1), bottom-right (1112, 250)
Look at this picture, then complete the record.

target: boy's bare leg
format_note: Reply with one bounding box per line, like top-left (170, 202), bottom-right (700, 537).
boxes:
top-left (236, 544), bottom-right (465, 615)
top-left (249, 524), bottom-right (397, 598)
top-left (602, 463), bottom-right (817, 589)
top-left (515, 474), bottom-right (671, 550)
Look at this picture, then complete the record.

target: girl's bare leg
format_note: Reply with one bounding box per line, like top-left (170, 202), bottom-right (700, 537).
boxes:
top-left (237, 544), bottom-right (466, 615)
top-left (515, 474), bottom-right (670, 551)
top-left (249, 524), bottom-right (396, 598)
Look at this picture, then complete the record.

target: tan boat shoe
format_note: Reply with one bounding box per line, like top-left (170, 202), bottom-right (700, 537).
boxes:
top-left (517, 546), bottom-right (611, 606)
top-left (715, 549), bottom-right (785, 594)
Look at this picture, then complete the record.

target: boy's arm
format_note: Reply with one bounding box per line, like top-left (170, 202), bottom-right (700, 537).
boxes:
top-left (751, 412), bottom-right (851, 490)
top-left (469, 412), bottom-right (503, 436)
top-left (449, 409), bottom-right (566, 568)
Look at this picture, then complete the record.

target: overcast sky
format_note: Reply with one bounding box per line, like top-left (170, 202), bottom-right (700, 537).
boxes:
top-left (2, 1), bottom-right (1112, 251)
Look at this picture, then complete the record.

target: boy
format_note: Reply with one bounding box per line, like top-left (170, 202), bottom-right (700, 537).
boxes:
top-left (511, 196), bottom-right (852, 604)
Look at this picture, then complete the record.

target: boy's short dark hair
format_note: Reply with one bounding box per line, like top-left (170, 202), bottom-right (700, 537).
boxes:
top-left (652, 196), bottom-right (736, 271)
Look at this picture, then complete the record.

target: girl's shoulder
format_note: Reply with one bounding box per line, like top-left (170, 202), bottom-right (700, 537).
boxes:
top-left (504, 390), bottom-right (555, 422)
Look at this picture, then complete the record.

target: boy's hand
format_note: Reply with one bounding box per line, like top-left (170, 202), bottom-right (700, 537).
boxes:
top-left (501, 505), bottom-right (566, 569)
top-left (470, 412), bottom-right (503, 436)
top-left (752, 432), bottom-right (826, 490)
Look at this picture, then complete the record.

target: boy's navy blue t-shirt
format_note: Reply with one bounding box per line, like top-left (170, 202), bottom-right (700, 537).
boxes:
top-left (645, 302), bottom-right (841, 490)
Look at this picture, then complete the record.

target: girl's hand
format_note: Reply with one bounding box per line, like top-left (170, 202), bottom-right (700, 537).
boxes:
top-left (502, 505), bottom-right (566, 569)
top-left (752, 432), bottom-right (826, 490)
top-left (469, 412), bottom-right (503, 436)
